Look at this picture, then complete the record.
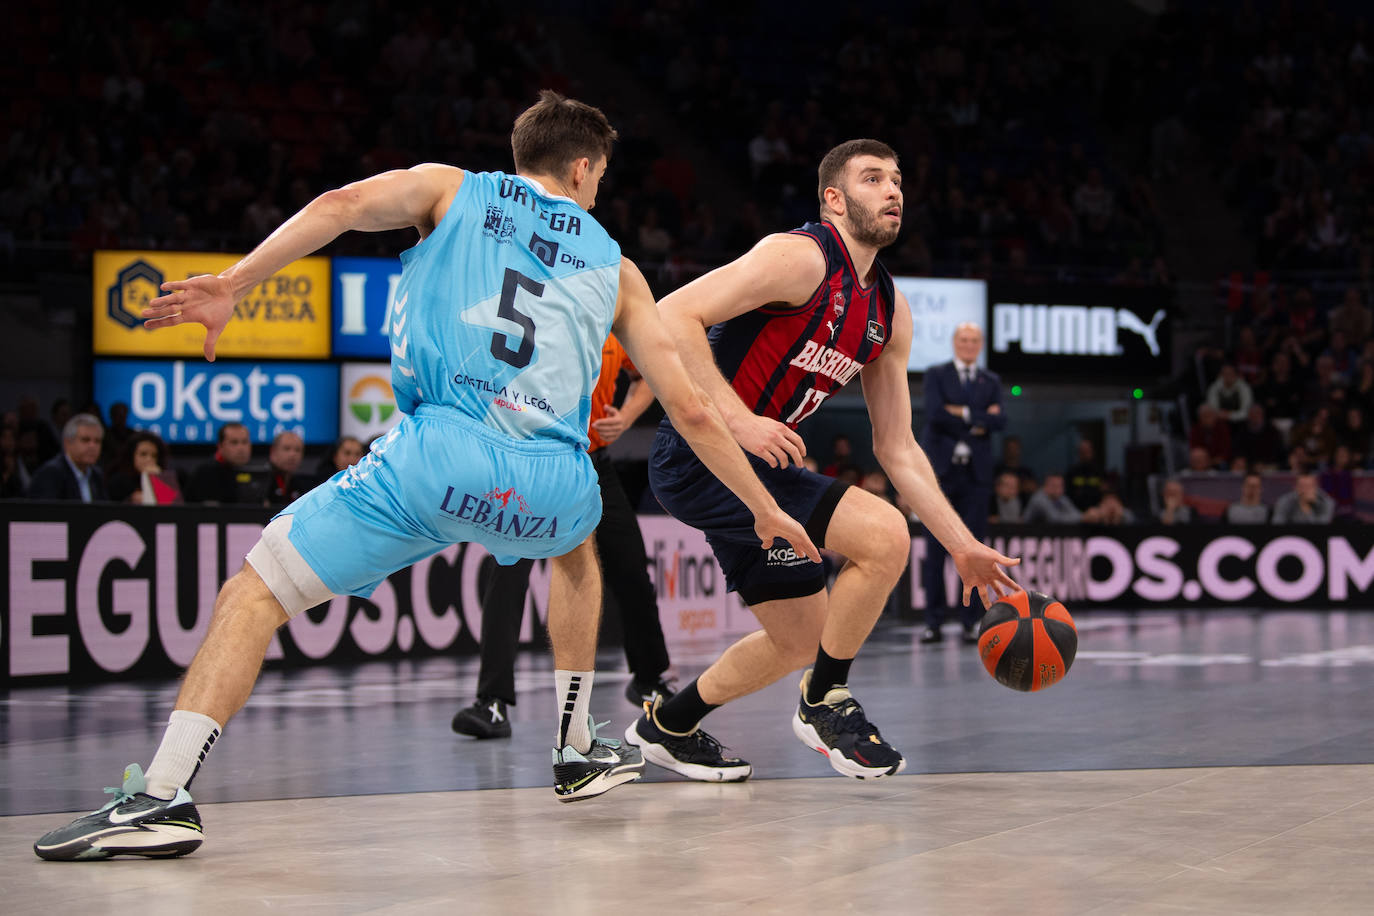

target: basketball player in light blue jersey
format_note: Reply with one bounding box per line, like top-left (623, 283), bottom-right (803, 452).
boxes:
top-left (34, 92), bottom-right (819, 861)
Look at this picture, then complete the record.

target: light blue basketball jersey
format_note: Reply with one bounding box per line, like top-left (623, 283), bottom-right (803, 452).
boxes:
top-left (390, 170), bottom-right (621, 447)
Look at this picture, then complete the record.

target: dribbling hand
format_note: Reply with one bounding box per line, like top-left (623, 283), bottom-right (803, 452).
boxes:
top-left (142, 275), bottom-right (238, 362)
top-left (951, 542), bottom-right (1021, 609)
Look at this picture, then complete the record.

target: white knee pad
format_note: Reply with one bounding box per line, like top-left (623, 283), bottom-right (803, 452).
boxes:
top-left (246, 516), bottom-right (336, 619)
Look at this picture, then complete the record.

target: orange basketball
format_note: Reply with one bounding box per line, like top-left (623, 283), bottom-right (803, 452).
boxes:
top-left (976, 590), bottom-right (1077, 692)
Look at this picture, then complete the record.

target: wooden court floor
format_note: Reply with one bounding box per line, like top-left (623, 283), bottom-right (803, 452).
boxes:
top-left (4, 610), bottom-right (1374, 914)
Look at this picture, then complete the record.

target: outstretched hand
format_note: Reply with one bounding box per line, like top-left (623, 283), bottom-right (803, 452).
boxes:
top-left (731, 413), bottom-right (807, 469)
top-left (951, 542), bottom-right (1022, 609)
top-left (142, 274), bottom-right (238, 362)
top-left (754, 508), bottom-right (822, 564)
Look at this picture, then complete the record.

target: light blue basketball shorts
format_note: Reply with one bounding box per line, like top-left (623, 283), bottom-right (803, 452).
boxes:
top-left (246, 404), bottom-right (601, 617)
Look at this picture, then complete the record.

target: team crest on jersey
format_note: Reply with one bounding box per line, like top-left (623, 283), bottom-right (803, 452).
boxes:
top-left (867, 320), bottom-right (885, 344)
top-left (483, 205), bottom-right (517, 243)
top-left (831, 292), bottom-right (846, 317)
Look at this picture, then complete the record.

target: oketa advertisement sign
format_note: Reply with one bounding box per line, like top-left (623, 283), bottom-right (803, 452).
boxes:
top-left (93, 359), bottom-right (340, 445)
top-left (332, 256), bottom-right (402, 358)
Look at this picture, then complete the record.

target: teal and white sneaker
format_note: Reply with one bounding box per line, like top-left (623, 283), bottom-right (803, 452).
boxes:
top-left (552, 717), bottom-right (644, 803)
top-left (33, 764), bottom-right (204, 861)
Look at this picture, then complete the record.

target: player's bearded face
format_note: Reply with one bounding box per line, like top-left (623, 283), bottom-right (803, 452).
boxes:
top-left (841, 189), bottom-right (902, 248)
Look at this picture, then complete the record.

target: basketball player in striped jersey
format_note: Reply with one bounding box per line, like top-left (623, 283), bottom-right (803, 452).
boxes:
top-left (627, 140), bottom-right (1021, 780)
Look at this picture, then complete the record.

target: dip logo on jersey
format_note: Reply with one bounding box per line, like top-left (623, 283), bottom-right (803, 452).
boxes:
top-left (867, 320), bottom-right (885, 344)
top-left (529, 232), bottom-right (560, 267)
top-left (348, 375), bottom-right (396, 425)
top-left (107, 259), bottom-right (164, 328)
top-left (437, 484), bottom-right (559, 540)
top-left (483, 205), bottom-right (517, 243)
top-left (992, 303), bottom-right (1167, 357)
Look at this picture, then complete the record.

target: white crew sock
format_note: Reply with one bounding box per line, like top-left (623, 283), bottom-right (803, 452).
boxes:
top-left (554, 670), bottom-right (594, 753)
top-left (144, 710), bottom-right (223, 799)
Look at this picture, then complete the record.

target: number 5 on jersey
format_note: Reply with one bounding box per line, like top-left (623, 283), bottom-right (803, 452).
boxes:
top-left (491, 268), bottom-right (542, 369)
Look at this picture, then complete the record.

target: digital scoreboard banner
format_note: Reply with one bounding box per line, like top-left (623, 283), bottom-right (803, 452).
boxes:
top-left (93, 359), bottom-right (340, 445)
top-left (93, 250), bottom-right (331, 358)
top-left (893, 276), bottom-right (987, 373)
top-left (987, 284), bottom-right (1172, 379)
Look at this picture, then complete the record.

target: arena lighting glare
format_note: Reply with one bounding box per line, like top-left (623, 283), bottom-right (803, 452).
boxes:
top-left (1011, 385), bottom-right (1022, 396)
top-left (1133, 388), bottom-right (1144, 399)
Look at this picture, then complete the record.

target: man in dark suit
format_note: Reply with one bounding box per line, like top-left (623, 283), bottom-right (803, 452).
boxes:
top-left (27, 413), bottom-right (108, 502)
top-left (920, 323), bottom-right (1005, 643)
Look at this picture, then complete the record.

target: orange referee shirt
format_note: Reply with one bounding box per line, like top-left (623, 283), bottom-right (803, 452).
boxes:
top-left (587, 333), bottom-right (635, 453)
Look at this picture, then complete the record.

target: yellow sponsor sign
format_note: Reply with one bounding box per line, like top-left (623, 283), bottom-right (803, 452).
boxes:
top-left (93, 250), bottom-right (332, 358)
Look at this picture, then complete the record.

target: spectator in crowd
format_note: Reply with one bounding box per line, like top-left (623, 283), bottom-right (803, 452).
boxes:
top-left (1226, 472), bottom-right (1270, 524)
top-left (1022, 473), bottom-right (1082, 524)
top-left (307, 435), bottom-right (365, 487)
top-left (1190, 404), bottom-right (1233, 468)
top-left (1340, 406), bottom-right (1369, 467)
top-left (1254, 350), bottom-right (1304, 425)
top-left (988, 471), bottom-right (1024, 523)
top-left (1064, 438), bottom-right (1104, 511)
top-left (920, 322), bottom-right (1005, 644)
top-left (1289, 406), bottom-right (1338, 467)
top-left (264, 430), bottom-right (308, 506)
top-left (1205, 363), bottom-right (1253, 427)
top-left (100, 401), bottom-right (136, 473)
top-left (859, 469), bottom-right (893, 502)
top-left (820, 434), bottom-right (854, 478)
top-left (107, 431), bottom-right (182, 504)
top-left (1272, 472), bottom-right (1335, 524)
top-left (1083, 491), bottom-right (1134, 525)
top-left (186, 422), bottom-right (262, 505)
top-left (1187, 445), bottom-right (1215, 472)
top-left (1232, 404), bottom-right (1287, 470)
top-left (994, 434), bottom-right (1038, 497)
top-left (0, 425), bottom-right (24, 498)
top-left (27, 413), bottom-right (107, 502)
top-left (1327, 287), bottom-right (1373, 344)
top-left (1155, 478), bottom-right (1192, 525)
top-left (1304, 354), bottom-right (1347, 413)
top-left (1320, 444), bottom-right (1356, 521)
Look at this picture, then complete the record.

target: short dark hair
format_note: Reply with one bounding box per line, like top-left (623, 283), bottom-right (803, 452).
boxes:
top-left (510, 90), bottom-right (618, 178)
top-left (817, 139), bottom-right (899, 213)
top-left (217, 422), bottom-right (247, 444)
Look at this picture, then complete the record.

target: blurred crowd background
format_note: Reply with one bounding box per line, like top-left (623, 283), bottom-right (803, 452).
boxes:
top-left (2, 0), bottom-right (1372, 525)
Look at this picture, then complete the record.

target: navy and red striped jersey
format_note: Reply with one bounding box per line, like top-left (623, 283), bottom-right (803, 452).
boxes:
top-left (707, 220), bottom-right (896, 429)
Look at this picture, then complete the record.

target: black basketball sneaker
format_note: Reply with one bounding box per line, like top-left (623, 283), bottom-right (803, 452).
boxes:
top-left (451, 696), bottom-right (512, 739)
top-left (792, 670), bottom-right (906, 778)
top-left (33, 764), bottom-right (205, 861)
top-left (622, 675), bottom-right (677, 709)
top-left (624, 695), bottom-right (752, 782)
top-left (552, 717), bottom-right (644, 802)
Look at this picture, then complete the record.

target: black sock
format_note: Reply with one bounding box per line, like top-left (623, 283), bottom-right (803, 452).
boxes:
top-left (653, 678), bottom-right (717, 734)
top-left (807, 647), bottom-right (853, 704)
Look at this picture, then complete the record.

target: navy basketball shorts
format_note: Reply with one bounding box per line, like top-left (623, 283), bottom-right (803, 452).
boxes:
top-left (648, 424), bottom-right (847, 605)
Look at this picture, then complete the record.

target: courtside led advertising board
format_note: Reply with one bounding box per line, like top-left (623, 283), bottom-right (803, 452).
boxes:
top-left (332, 256), bottom-right (402, 358)
top-left (92, 359), bottom-right (340, 445)
top-left (93, 250), bottom-right (332, 358)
